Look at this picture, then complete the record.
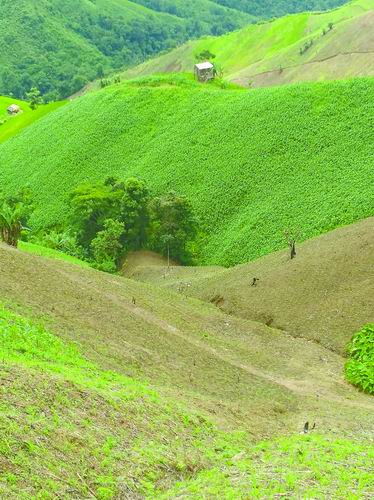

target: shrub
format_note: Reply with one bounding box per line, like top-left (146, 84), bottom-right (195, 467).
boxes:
top-left (345, 324), bottom-right (374, 394)
top-left (32, 230), bottom-right (83, 258)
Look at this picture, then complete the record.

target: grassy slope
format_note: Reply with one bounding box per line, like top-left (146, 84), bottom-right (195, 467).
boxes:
top-left (0, 97), bottom-right (66, 143)
top-left (1, 304), bottom-right (373, 498)
top-left (131, 218), bottom-right (374, 354)
top-left (0, 75), bottom-right (373, 266)
top-left (18, 241), bottom-right (90, 268)
top-left (1, 240), bottom-right (374, 431)
top-left (122, 0), bottom-right (374, 87)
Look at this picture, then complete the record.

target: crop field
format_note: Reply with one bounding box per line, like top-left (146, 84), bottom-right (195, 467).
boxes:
top-left (0, 75), bottom-right (372, 266)
top-left (122, 0), bottom-right (374, 88)
top-left (0, 96), bottom-right (66, 143)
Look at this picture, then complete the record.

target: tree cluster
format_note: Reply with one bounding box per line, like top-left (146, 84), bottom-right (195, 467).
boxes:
top-left (68, 177), bottom-right (199, 272)
top-left (0, 179), bottom-right (199, 273)
top-left (214, 0), bottom-right (346, 18)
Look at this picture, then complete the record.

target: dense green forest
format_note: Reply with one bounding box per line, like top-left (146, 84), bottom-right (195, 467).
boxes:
top-left (213, 0), bottom-right (348, 17)
top-left (0, 0), bottom-right (347, 100)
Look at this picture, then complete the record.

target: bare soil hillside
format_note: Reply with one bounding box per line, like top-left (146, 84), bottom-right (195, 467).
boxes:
top-left (0, 240), bottom-right (373, 440)
top-left (131, 218), bottom-right (374, 354)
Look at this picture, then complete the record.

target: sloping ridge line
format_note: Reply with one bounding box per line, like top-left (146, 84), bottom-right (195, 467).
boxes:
top-left (238, 50), bottom-right (374, 81)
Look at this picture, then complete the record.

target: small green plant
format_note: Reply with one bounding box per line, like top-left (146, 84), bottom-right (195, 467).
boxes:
top-left (345, 324), bottom-right (374, 394)
top-left (25, 87), bottom-right (43, 110)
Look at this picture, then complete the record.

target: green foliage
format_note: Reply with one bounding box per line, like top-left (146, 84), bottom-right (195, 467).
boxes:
top-left (213, 0), bottom-right (347, 18)
top-left (150, 191), bottom-right (198, 263)
top-left (195, 49), bottom-right (216, 62)
top-left (69, 176), bottom-right (198, 269)
top-left (0, 77), bottom-right (372, 266)
top-left (345, 324), bottom-right (374, 394)
top-left (25, 87), bottom-right (43, 110)
top-left (0, 0), bottom-right (349, 100)
top-left (0, 0), bottom-right (253, 100)
top-left (91, 219), bottom-right (125, 272)
top-left (70, 176), bottom-right (151, 256)
top-left (31, 230), bottom-right (83, 258)
top-left (0, 188), bottom-right (33, 247)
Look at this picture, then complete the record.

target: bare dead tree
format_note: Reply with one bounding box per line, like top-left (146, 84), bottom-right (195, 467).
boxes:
top-left (284, 228), bottom-right (301, 260)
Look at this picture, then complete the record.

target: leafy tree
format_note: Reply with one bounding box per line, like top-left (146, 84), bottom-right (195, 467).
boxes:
top-left (0, 189), bottom-right (33, 247)
top-left (120, 177), bottom-right (150, 250)
top-left (70, 176), bottom-right (150, 259)
top-left (90, 219), bottom-right (125, 272)
top-left (149, 191), bottom-right (198, 263)
top-left (70, 181), bottom-right (119, 249)
top-left (0, 203), bottom-right (24, 247)
top-left (195, 49), bottom-right (216, 62)
top-left (26, 87), bottom-right (43, 110)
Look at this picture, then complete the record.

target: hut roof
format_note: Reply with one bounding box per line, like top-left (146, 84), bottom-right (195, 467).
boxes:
top-left (195, 62), bottom-right (214, 70)
top-left (7, 104), bottom-right (21, 113)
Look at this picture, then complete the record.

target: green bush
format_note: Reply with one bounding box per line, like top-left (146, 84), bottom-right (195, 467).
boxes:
top-left (345, 324), bottom-right (374, 394)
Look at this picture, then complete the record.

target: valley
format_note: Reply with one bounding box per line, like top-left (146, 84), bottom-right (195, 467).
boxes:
top-left (0, 0), bottom-right (373, 498)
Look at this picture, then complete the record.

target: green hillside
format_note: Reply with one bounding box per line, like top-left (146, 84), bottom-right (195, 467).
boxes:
top-left (0, 96), bottom-right (65, 143)
top-left (0, 75), bottom-right (372, 266)
top-left (0, 0), bottom-right (251, 101)
top-left (123, 0), bottom-right (374, 88)
top-left (0, 0), bottom-right (349, 100)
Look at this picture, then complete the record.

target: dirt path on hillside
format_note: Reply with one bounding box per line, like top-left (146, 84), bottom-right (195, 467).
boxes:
top-left (102, 282), bottom-right (373, 412)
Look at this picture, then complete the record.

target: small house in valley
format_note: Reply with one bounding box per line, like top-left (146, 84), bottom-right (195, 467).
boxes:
top-left (194, 61), bottom-right (214, 82)
top-left (7, 104), bottom-right (21, 115)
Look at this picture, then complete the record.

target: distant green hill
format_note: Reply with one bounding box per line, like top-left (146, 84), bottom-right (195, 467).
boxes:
top-left (0, 0), bottom-right (348, 100)
top-left (0, 74), bottom-right (372, 266)
top-left (123, 0), bottom-right (374, 88)
top-left (0, 96), bottom-right (65, 143)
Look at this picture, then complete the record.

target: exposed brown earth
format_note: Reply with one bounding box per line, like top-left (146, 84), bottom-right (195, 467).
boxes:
top-left (0, 234), bottom-right (373, 440)
top-left (129, 218), bottom-right (374, 354)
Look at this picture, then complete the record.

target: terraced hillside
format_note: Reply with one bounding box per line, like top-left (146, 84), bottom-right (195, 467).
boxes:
top-left (123, 0), bottom-right (374, 87)
top-left (0, 75), bottom-right (372, 266)
top-left (0, 96), bottom-right (65, 143)
top-left (0, 241), bottom-right (373, 497)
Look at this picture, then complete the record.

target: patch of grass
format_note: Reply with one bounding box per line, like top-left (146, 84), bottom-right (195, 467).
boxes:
top-left (0, 77), bottom-right (372, 266)
top-left (18, 241), bottom-right (91, 269)
top-left (1, 303), bottom-right (373, 498)
top-left (159, 434), bottom-right (374, 499)
top-left (345, 324), bottom-right (374, 394)
top-left (0, 96), bottom-right (66, 143)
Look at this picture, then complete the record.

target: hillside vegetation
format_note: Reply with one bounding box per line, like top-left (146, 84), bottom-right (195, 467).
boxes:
top-left (1, 302), bottom-right (373, 498)
top-left (0, 96), bottom-right (65, 143)
top-left (123, 0), bottom-right (374, 88)
top-left (0, 0), bottom-right (249, 101)
top-left (0, 0), bottom-right (349, 100)
top-left (0, 75), bottom-right (372, 266)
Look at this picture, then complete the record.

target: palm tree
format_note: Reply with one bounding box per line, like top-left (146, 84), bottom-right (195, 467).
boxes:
top-left (0, 203), bottom-right (25, 247)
